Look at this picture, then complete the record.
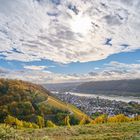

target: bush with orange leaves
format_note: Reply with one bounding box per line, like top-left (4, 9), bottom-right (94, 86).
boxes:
top-left (91, 114), bottom-right (140, 124)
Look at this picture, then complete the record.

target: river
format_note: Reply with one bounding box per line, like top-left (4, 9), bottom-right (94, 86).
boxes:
top-left (64, 92), bottom-right (140, 103)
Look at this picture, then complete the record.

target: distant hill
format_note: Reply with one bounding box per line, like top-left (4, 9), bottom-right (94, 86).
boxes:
top-left (75, 79), bottom-right (140, 97)
top-left (0, 79), bottom-right (89, 125)
top-left (44, 79), bottom-right (140, 97)
top-left (43, 82), bottom-right (82, 92)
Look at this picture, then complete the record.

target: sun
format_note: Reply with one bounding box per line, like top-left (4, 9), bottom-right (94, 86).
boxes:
top-left (71, 14), bottom-right (91, 35)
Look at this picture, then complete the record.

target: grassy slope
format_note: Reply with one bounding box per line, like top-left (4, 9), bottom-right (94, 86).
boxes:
top-left (1, 121), bottom-right (140, 140)
top-left (46, 96), bottom-right (90, 120)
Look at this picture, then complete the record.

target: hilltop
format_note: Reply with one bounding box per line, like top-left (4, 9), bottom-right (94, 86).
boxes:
top-left (0, 79), bottom-right (89, 125)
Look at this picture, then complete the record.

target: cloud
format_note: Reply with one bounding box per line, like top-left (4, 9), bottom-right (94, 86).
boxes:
top-left (94, 61), bottom-right (140, 80)
top-left (0, 0), bottom-right (139, 63)
top-left (0, 67), bottom-right (9, 75)
top-left (105, 61), bottom-right (140, 70)
top-left (24, 65), bottom-right (48, 70)
top-left (0, 61), bottom-right (140, 83)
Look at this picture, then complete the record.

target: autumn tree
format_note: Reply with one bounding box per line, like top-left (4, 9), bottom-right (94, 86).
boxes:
top-left (36, 116), bottom-right (45, 128)
top-left (107, 114), bottom-right (130, 123)
top-left (64, 115), bottom-right (71, 127)
top-left (4, 115), bottom-right (16, 127)
top-left (46, 120), bottom-right (56, 128)
top-left (79, 116), bottom-right (86, 125)
top-left (93, 114), bottom-right (107, 124)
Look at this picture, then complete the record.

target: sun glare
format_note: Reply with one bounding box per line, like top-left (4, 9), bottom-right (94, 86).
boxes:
top-left (71, 14), bottom-right (91, 35)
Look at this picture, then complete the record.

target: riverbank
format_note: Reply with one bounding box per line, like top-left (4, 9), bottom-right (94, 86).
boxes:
top-left (53, 91), bottom-right (140, 103)
top-left (53, 92), bottom-right (140, 117)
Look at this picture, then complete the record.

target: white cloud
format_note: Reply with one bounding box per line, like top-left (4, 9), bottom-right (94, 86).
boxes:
top-left (0, 0), bottom-right (139, 63)
top-left (105, 61), bottom-right (140, 71)
top-left (1, 62), bottom-right (140, 83)
top-left (94, 67), bottom-right (100, 70)
top-left (24, 65), bottom-right (48, 70)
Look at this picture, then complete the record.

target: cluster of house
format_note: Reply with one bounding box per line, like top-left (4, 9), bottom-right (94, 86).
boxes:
top-left (53, 92), bottom-right (138, 117)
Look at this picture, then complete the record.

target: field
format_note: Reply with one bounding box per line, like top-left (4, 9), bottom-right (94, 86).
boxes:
top-left (0, 121), bottom-right (140, 140)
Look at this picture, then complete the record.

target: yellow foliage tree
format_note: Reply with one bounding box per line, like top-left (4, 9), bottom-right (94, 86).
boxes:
top-left (31, 122), bottom-right (39, 128)
top-left (79, 116), bottom-right (86, 125)
top-left (94, 115), bottom-right (107, 124)
top-left (134, 115), bottom-right (140, 121)
top-left (108, 114), bottom-right (130, 123)
top-left (46, 120), bottom-right (56, 128)
top-left (36, 116), bottom-right (45, 128)
top-left (5, 115), bottom-right (39, 129)
top-left (4, 115), bottom-right (16, 126)
top-left (64, 115), bottom-right (71, 127)
top-left (15, 118), bottom-right (23, 128)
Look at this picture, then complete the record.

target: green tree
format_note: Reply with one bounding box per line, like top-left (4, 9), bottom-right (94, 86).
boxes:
top-left (70, 115), bottom-right (79, 125)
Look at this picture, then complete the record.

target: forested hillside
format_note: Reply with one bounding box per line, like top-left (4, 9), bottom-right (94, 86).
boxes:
top-left (0, 79), bottom-right (88, 126)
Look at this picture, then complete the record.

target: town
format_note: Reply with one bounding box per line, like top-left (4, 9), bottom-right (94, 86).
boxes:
top-left (53, 92), bottom-right (140, 117)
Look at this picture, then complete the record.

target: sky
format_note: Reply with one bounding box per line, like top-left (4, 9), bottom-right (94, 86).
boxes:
top-left (0, 0), bottom-right (140, 83)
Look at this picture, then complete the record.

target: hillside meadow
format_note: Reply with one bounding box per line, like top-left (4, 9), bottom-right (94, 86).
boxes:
top-left (0, 121), bottom-right (140, 140)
